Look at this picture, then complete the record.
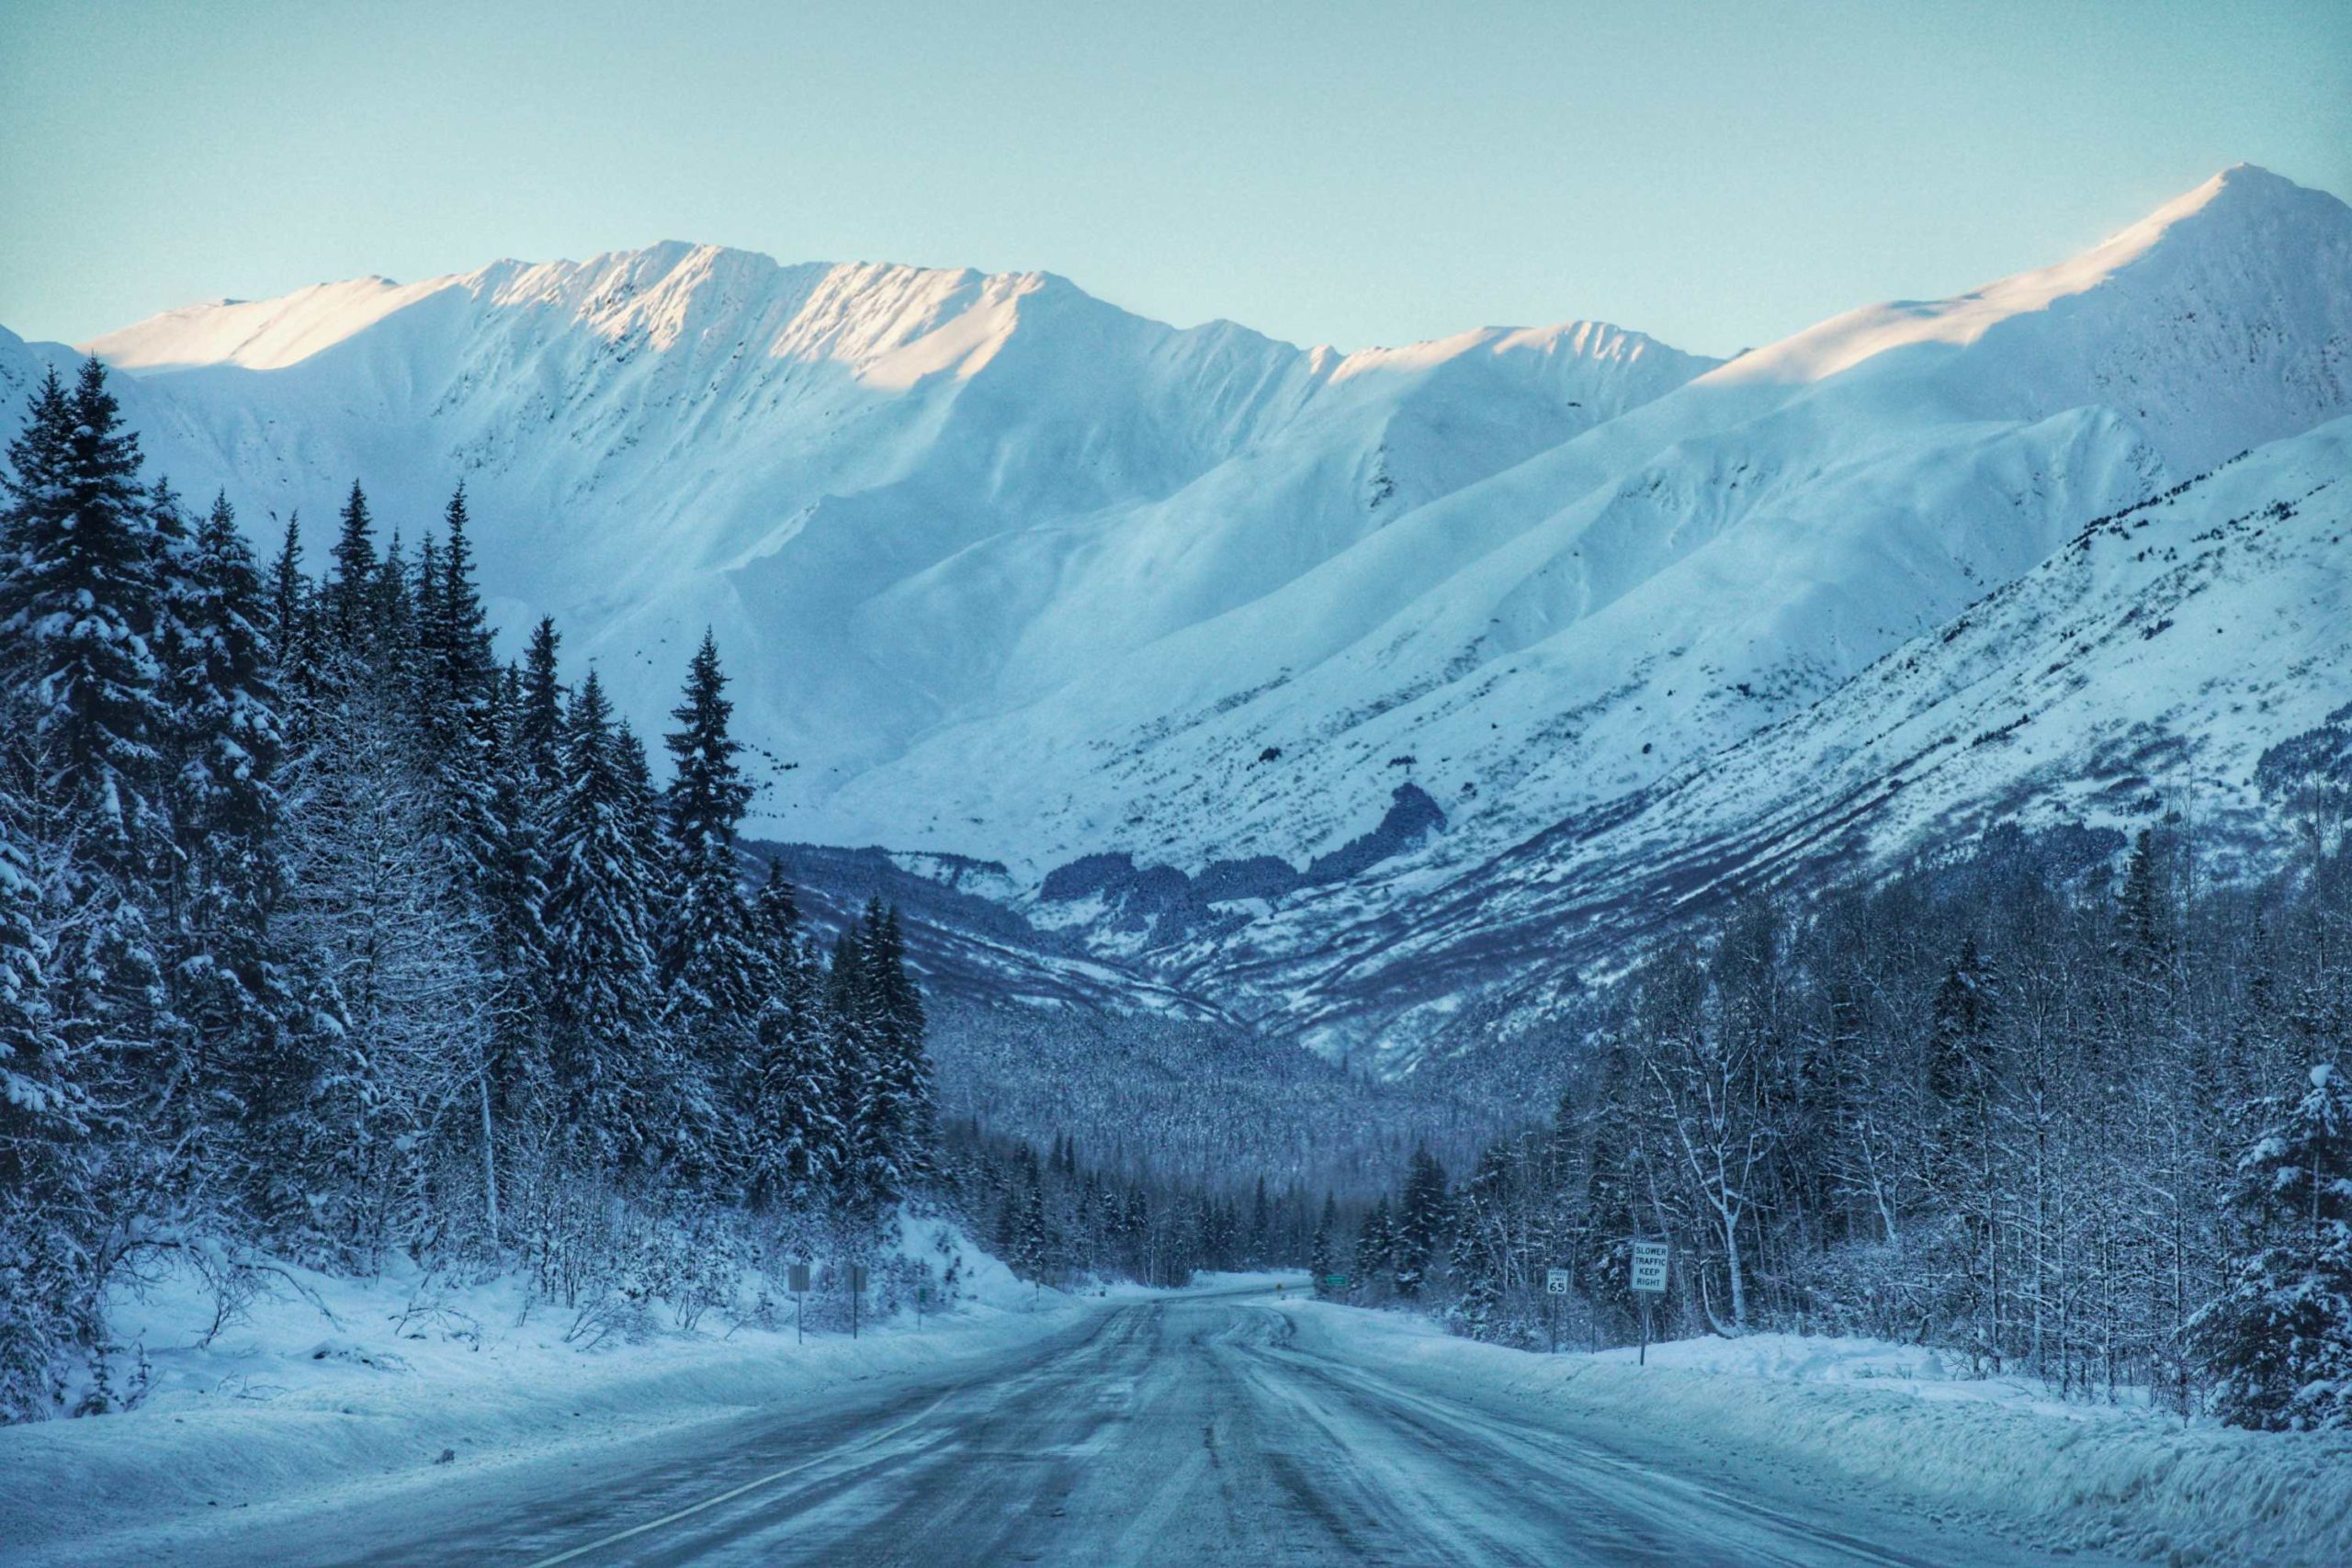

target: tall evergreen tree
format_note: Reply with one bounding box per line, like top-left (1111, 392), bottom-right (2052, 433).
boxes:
top-left (367, 531), bottom-right (414, 684)
top-left (541, 671), bottom-right (666, 1170)
top-left (266, 513), bottom-right (320, 724)
top-left (2195, 1063), bottom-right (2352, 1430)
top-left (1354, 1195), bottom-right (1395, 1297)
top-left (1248, 1174), bottom-right (1272, 1269)
top-left (322, 481), bottom-right (375, 657)
top-left (748, 931), bottom-right (838, 1210)
top-left (0, 362), bottom-right (170, 1229)
top-left (162, 492), bottom-right (289, 1186)
top-left (661, 632), bottom-right (763, 1030)
top-left (1310, 1192), bottom-right (1340, 1297)
top-left (418, 487), bottom-right (494, 756)
top-left (0, 765), bottom-right (97, 1422)
top-left (0, 361), bottom-right (171, 864)
top-left (518, 617), bottom-right (565, 789)
top-left (1394, 1145), bottom-right (1450, 1299)
top-left (167, 492), bottom-right (283, 893)
top-left (842, 901), bottom-right (933, 1210)
top-left (267, 513), bottom-right (306, 668)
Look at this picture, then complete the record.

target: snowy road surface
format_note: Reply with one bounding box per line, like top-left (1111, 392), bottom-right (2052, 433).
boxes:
top-left (51, 1287), bottom-right (2118, 1567)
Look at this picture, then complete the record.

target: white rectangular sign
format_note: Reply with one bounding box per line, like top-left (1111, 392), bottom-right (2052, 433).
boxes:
top-left (1544, 1268), bottom-right (1572, 1296)
top-left (1629, 1241), bottom-right (1669, 1295)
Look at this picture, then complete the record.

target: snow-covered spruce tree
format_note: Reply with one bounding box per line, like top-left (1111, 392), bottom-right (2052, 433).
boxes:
top-left (2194, 1062), bottom-right (2352, 1430)
top-left (0, 363), bottom-right (174, 1302)
top-left (0, 363), bottom-right (172, 872)
top-left (367, 530), bottom-right (416, 699)
top-left (415, 492), bottom-right (556, 1246)
top-left (1444, 1142), bottom-right (1515, 1338)
top-left (748, 931), bottom-right (840, 1212)
top-left (161, 491), bottom-right (290, 1201)
top-left (517, 617), bottom-right (566, 792)
top-left (167, 494), bottom-right (283, 872)
top-left (0, 738), bottom-right (98, 1423)
top-left (541, 671), bottom-right (669, 1173)
top-left (1309, 1192), bottom-right (1340, 1296)
top-left (413, 490), bottom-right (494, 772)
top-left (831, 901), bottom-right (934, 1215)
top-left (863, 903), bottom-right (933, 1188)
top-left (660, 633), bottom-right (758, 1007)
top-left (1000, 1144), bottom-right (1051, 1281)
top-left (659, 631), bottom-right (764, 1179)
top-left (1353, 1194), bottom-right (1395, 1302)
top-left (1393, 1145), bottom-right (1449, 1300)
top-left (471, 661), bottom-right (551, 1236)
top-left (321, 480), bottom-right (377, 660)
top-left (1248, 1174), bottom-right (1272, 1269)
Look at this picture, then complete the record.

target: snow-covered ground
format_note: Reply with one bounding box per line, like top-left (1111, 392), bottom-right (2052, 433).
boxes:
top-left (0, 1222), bottom-right (1101, 1562)
top-left (1277, 1303), bottom-right (2352, 1568)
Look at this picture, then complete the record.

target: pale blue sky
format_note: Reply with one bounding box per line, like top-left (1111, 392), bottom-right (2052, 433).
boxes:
top-left (4, 0), bottom-right (2346, 357)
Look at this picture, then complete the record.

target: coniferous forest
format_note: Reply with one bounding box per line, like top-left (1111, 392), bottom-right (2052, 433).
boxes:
top-left (0, 362), bottom-right (1250, 1423)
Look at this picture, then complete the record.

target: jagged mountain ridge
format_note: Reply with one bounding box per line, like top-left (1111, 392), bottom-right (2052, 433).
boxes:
top-left (62, 247), bottom-right (1712, 816)
top-left (822, 166), bottom-right (2350, 889)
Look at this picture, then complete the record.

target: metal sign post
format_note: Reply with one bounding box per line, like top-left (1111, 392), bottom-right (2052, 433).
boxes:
top-left (1544, 1268), bottom-right (1571, 1354)
top-left (787, 1262), bottom-right (811, 1344)
top-left (1629, 1241), bottom-right (1669, 1366)
top-left (847, 1263), bottom-right (869, 1340)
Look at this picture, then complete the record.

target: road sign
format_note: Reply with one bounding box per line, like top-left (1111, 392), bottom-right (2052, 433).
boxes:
top-left (1322, 1274), bottom-right (1348, 1289)
top-left (1544, 1269), bottom-right (1572, 1296)
top-left (1630, 1241), bottom-right (1669, 1295)
top-left (846, 1262), bottom-right (868, 1339)
top-left (787, 1262), bottom-right (811, 1294)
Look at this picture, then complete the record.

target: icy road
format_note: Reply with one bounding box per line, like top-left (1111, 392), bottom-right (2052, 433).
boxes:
top-left (108, 1286), bottom-right (2114, 1567)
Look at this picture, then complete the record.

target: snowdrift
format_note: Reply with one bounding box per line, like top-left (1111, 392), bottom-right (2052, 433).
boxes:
top-left (1281, 1304), bottom-right (2352, 1568)
top-left (0, 1221), bottom-right (1077, 1563)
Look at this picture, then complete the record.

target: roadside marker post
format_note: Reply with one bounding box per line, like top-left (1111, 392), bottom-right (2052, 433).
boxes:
top-left (1544, 1268), bottom-right (1571, 1353)
top-left (848, 1263), bottom-right (869, 1340)
top-left (787, 1262), bottom-right (810, 1344)
top-left (1629, 1241), bottom-right (1669, 1365)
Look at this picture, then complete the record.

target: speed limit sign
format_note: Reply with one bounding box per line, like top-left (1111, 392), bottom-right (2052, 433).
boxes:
top-left (1544, 1268), bottom-right (1572, 1295)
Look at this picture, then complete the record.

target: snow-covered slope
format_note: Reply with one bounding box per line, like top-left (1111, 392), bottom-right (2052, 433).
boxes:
top-left (1210, 414), bottom-right (2352, 1065)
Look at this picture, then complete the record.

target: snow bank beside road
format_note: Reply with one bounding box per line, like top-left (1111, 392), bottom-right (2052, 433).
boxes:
top-left (1283, 1303), bottom-right (2352, 1568)
top-left (0, 1221), bottom-right (1081, 1562)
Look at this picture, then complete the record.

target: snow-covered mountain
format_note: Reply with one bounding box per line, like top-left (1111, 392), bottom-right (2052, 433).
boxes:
top-left (1186, 414), bottom-right (2352, 1065)
top-left (5, 163), bottom-right (2347, 1068)
top-left (57, 249), bottom-right (1711, 827)
top-left (830, 165), bottom-right (2347, 883)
